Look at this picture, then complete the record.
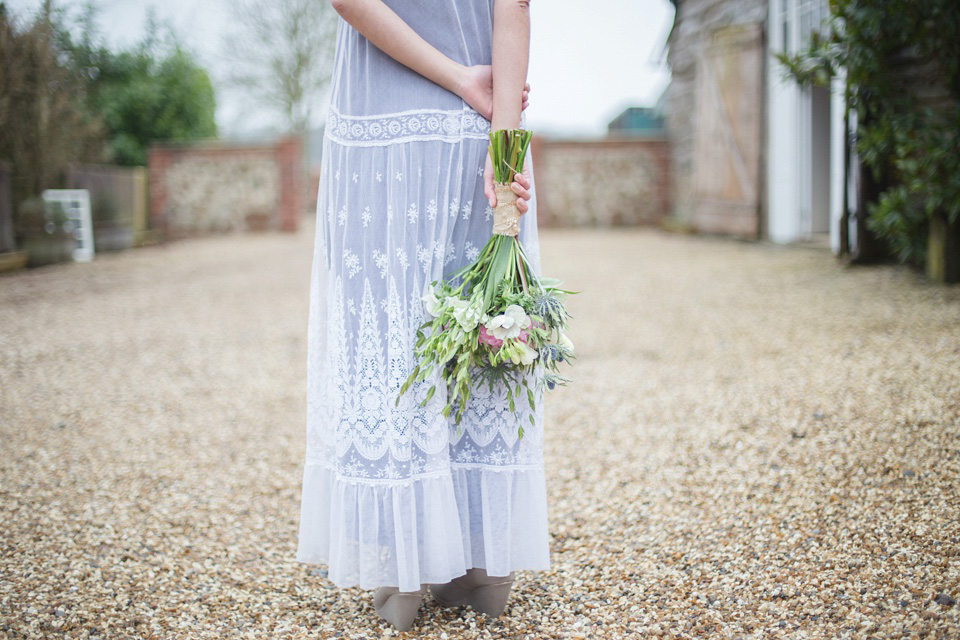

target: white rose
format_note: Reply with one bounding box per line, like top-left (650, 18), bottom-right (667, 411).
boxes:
top-left (558, 331), bottom-right (574, 354)
top-left (484, 304), bottom-right (531, 341)
top-left (421, 288), bottom-right (442, 317)
top-left (447, 296), bottom-right (482, 332)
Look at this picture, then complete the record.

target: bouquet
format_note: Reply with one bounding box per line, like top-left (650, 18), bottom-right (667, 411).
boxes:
top-left (395, 128), bottom-right (576, 438)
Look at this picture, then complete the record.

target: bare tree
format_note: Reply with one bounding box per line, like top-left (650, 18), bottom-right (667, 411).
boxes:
top-left (0, 0), bottom-right (106, 226)
top-left (220, 0), bottom-right (338, 138)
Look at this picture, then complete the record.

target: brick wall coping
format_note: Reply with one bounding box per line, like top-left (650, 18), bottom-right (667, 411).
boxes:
top-left (535, 136), bottom-right (669, 149)
top-left (149, 137), bottom-right (298, 152)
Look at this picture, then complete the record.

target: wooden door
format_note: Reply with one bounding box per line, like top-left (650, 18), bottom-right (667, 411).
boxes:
top-left (692, 22), bottom-right (764, 238)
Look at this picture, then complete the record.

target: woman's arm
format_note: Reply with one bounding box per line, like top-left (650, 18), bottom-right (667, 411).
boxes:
top-left (330, 0), bottom-right (468, 98)
top-left (490, 0), bottom-right (531, 131)
top-left (484, 0), bottom-right (533, 210)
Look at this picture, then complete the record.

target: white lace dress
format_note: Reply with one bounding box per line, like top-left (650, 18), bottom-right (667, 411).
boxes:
top-left (295, 0), bottom-right (550, 593)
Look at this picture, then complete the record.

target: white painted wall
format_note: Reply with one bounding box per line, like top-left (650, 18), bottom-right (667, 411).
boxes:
top-left (829, 70), bottom-right (847, 254)
top-left (766, 0), bottom-right (802, 243)
top-left (765, 0), bottom-right (842, 247)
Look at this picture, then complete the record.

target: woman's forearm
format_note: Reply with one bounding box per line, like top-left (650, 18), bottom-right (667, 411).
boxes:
top-left (490, 0), bottom-right (531, 131)
top-left (330, 0), bottom-right (466, 96)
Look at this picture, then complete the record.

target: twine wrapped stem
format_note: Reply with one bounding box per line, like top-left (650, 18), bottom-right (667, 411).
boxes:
top-left (492, 182), bottom-right (521, 237)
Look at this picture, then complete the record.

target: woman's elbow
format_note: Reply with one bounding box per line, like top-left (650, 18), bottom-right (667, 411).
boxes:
top-left (330, 0), bottom-right (350, 16)
top-left (498, 0), bottom-right (530, 13)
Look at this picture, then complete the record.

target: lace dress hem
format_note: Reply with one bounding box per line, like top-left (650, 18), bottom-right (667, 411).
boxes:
top-left (296, 461), bottom-right (551, 592)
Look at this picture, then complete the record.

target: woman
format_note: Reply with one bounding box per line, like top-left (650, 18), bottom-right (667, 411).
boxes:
top-left (296, 0), bottom-right (546, 631)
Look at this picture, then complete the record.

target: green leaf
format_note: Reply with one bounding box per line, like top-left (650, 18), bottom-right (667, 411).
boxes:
top-left (420, 384), bottom-right (436, 407)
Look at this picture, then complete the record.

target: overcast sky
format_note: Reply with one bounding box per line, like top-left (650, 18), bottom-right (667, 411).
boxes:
top-left (8, 0), bottom-right (674, 138)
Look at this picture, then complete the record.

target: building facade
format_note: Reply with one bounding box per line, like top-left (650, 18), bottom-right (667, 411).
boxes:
top-left (665, 0), bottom-right (844, 250)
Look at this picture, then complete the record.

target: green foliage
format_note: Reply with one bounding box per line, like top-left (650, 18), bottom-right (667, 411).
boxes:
top-left (93, 47), bottom-right (217, 166)
top-left (865, 108), bottom-right (960, 264)
top-left (0, 0), bottom-right (218, 243)
top-left (71, 9), bottom-right (217, 166)
top-left (777, 0), bottom-right (960, 266)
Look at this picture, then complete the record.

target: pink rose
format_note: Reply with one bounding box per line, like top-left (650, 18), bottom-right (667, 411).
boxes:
top-left (517, 328), bottom-right (529, 344)
top-left (478, 325), bottom-right (503, 348)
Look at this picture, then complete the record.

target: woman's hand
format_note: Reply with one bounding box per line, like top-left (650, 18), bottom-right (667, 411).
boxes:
top-left (483, 151), bottom-right (532, 215)
top-left (457, 65), bottom-right (529, 121)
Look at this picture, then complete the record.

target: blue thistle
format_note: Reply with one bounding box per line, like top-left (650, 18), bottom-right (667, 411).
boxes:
top-left (531, 289), bottom-right (569, 330)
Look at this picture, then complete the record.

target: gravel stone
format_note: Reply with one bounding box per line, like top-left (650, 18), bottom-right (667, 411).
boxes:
top-left (1, 219), bottom-right (959, 638)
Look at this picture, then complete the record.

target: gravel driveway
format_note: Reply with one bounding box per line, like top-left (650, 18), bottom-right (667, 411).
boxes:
top-left (2, 217), bottom-right (958, 639)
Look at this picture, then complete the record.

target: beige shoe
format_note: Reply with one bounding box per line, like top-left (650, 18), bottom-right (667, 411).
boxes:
top-left (429, 568), bottom-right (515, 617)
top-left (373, 585), bottom-right (426, 632)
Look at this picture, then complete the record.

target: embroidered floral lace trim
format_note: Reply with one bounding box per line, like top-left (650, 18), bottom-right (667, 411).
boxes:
top-left (325, 105), bottom-right (492, 147)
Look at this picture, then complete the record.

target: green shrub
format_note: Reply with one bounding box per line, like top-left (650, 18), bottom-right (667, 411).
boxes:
top-left (777, 0), bottom-right (960, 267)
